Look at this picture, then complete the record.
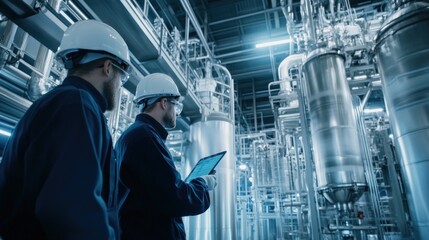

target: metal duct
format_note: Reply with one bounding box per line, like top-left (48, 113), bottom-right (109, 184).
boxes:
top-left (0, 0), bottom-right (67, 52)
top-left (302, 50), bottom-right (366, 204)
top-left (374, 2), bottom-right (429, 239)
top-left (185, 116), bottom-right (236, 240)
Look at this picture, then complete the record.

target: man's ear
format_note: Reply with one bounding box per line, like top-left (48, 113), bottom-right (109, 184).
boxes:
top-left (160, 98), bottom-right (167, 110)
top-left (101, 59), bottom-right (113, 76)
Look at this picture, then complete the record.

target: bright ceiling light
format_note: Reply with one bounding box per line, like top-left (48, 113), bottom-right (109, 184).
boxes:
top-left (0, 129), bottom-right (11, 137)
top-left (238, 163), bottom-right (248, 171)
top-left (363, 108), bottom-right (384, 114)
top-left (255, 38), bottom-right (292, 48)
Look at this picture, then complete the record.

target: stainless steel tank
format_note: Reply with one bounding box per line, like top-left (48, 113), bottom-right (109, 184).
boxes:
top-left (302, 50), bottom-right (367, 204)
top-left (374, 2), bottom-right (429, 238)
top-left (185, 115), bottom-right (236, 240)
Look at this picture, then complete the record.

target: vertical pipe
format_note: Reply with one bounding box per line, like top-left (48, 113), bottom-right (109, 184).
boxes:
top-left (240, 201), bottom-right (247, 240)
top-left (382, 130), bottom-right (410, 237)
top-left (184, 16), bottom-right (190, 95)
top-left (252, 79), bottom-right (257, 132)
top-left (108, 88), bottom-right (123, 144)
top-left (297, 75), bottom-right (321, 238)
top-left (354, 99), bottom-right (384, 236)
top-left (293, 134), bottom-right (304, 236)
top-left (300, 0), bottom-right (316, 49)
top-left (0, 21), bottom-right (18, 69)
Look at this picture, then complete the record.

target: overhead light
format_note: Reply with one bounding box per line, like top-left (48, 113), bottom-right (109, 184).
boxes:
top-left (238, 163), bottom-right (248, 171)
top-left (353, 75), bottom-right (367, 80)
top-left (255, 38), bottom-right (292, 48)
top-left (363, 108), bottom-right (384, 114)
top-left (0, 129), bottom-right (11, 137)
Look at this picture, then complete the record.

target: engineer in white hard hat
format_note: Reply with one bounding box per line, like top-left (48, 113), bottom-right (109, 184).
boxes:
top-left (115, 73), bottom-right (217, 239)
top-left (0, 20), bottom-right (131, 239)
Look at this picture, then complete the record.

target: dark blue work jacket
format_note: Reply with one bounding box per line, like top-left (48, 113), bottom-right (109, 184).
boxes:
top-left (116, 113), bottom-right (210, 240)
top-left (0, 76), bottom-right (125, 239)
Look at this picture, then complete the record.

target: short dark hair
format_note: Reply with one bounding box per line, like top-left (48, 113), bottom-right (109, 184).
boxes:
top-left (141, 97), bottom-right (163, 113)
top-left (67, 57), bottom-right (111, 76)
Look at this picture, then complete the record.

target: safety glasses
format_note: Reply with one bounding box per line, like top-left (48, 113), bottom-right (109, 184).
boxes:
top-left (168, 98), bottom-right (183, 115)
top-left (111, 62), bottom-right (130, 85)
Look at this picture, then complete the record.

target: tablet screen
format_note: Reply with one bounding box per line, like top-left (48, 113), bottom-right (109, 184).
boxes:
top-left (184, 151), bottom-right (226, 183)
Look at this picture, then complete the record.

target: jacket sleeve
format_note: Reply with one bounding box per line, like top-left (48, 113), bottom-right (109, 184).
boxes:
top-left (34, 99), bottom-right (114, 239)
top-left (120, 132), bottom-right (210, 217)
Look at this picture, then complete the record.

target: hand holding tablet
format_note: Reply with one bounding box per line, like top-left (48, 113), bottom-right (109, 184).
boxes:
top-left (184, 151), bottom-right (226, 183)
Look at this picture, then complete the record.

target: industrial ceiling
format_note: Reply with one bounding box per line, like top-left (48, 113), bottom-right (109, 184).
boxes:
top-left (0, 0), bottom-right (389, 136)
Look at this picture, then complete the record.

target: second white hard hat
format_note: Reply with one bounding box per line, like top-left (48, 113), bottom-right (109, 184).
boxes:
top-left (134, 73), bottom-right (181, 104)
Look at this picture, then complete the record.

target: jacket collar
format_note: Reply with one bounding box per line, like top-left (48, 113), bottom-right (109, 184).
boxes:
top-left (135, 113), bottom-right (168, 140)
top-left (62, 76), bottom-right (108, 112)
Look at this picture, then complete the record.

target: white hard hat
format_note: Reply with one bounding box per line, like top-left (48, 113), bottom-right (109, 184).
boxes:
top-left (56, 20), bottom-right (131, 70)
top-left (134, 73), bottom-right (180, 104)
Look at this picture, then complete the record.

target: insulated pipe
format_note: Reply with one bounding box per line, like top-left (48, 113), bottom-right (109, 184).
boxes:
top-left (278, 54), bottom-right (304, 81)
top-left (278, 54), bottom-right (304, 94)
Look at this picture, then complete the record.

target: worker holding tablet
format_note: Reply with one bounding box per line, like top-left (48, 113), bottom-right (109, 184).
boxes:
top-left (115, 73), bottom-right (217, 240)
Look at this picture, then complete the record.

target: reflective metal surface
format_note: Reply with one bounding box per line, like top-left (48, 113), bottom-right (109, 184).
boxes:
top-left (374, 2), bottom-right (429, 238)
top-left (185, 116), bottom-right (236, 240)
top-left (303, 51), bottom-right (366, 204)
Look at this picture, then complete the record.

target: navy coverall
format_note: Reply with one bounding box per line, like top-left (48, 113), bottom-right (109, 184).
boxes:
top-left (116, 113), bottom-right (211, 240)
top-left (0, 76), bottom-right (125, 239)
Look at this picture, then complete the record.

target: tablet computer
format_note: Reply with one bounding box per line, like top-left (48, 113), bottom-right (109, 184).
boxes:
top-left (184, 151), bottom-right (227, 183)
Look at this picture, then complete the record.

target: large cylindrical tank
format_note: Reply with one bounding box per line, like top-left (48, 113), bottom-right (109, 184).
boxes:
top-left (374, 2), bottom-right (429, 238)
top-left (185, 115), bottom-right (236, 239)
top-left (302, 50), bottom-right (366, 204)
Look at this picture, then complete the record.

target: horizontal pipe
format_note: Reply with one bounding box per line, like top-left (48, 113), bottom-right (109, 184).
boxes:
top-left (328, 224), bottom-right (378, 231)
